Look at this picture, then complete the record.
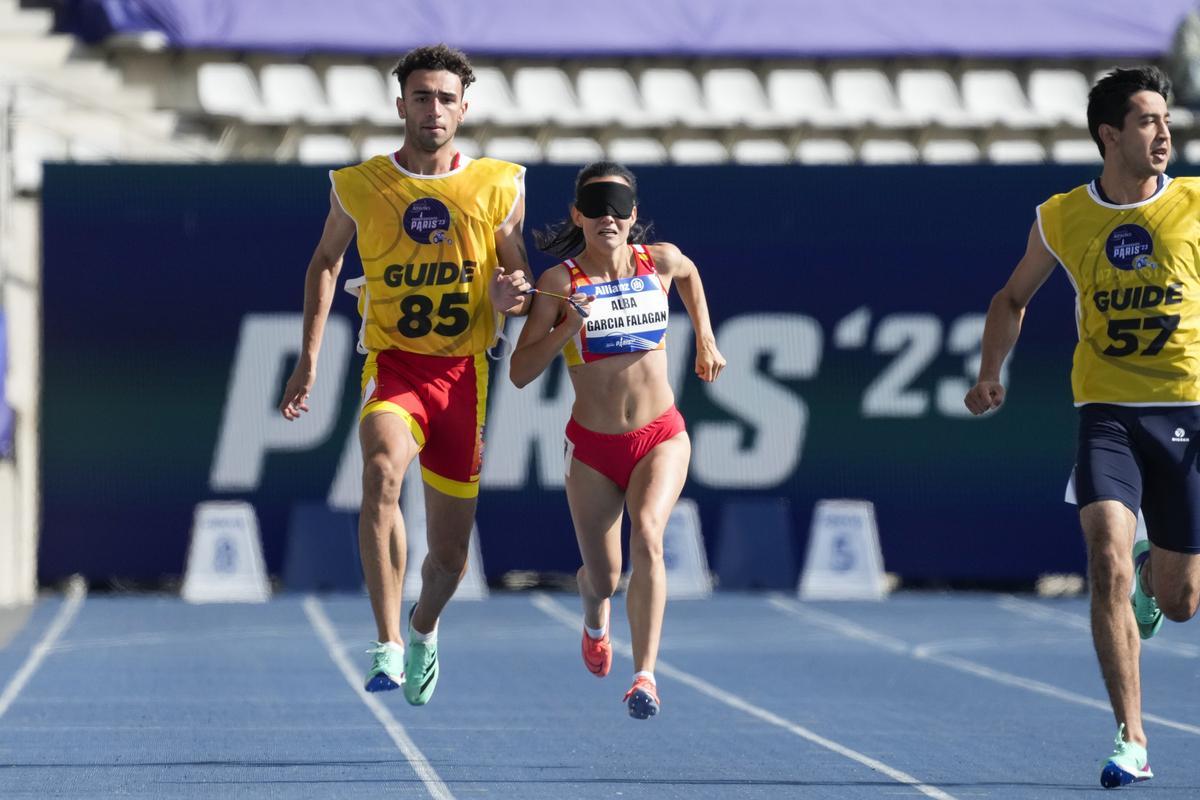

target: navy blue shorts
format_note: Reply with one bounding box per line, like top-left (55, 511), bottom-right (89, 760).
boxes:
top-left (1075, 404), bottom-right (1200, 553)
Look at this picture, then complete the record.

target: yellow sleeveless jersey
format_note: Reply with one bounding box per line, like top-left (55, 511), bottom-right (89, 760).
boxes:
top-left (331, 154), bottom-right (525, 356)
top-left (1038, 175), bottom-right (1200, 405)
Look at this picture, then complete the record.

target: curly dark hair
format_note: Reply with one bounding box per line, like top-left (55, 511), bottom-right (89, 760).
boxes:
top-left (391, 44), bottom-right (476, 97)
top-left (1088, 66), bottom-right (1172, 157)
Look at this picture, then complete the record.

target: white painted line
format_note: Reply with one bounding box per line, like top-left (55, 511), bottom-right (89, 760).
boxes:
top-left (0, 576), bottom-right (87, 721)
top-left (303, 596), bottom-right (455, 800)
top-left (769, 595), bottom-right (1200, 737)
top-left (997, 594), bottom-right (1200, 658)
top-left (531, 593), bottom-right (958, 800)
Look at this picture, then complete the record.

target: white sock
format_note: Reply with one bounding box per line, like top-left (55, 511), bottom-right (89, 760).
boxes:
top-left (633, 670), bottom-right (655, 685)
top-left (381, 640), bottom-right (404, 653)
top-left (585, 623), bottom-right (607, 639)
top-left (409, 622), bottom-right (438, 645)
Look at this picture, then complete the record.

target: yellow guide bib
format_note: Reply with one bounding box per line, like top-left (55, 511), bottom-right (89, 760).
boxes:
top-left (331, 154), bottom-right (525, 356)
top-left (1038, 176), bottom-right (1200, 405)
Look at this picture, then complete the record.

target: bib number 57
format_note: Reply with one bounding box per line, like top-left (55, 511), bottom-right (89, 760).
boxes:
top-left (1102, 314), bottom-right (1180, 357)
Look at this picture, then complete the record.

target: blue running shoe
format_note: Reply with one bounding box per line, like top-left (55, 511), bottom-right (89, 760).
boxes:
top-left (1131, 540), bottom-right (1163, 640)
top-left (623, 676), bottom-right (660, 719)
top-left (1100, 724), bottom-right (1153, 788)
top-left (364, 641), bottom-right (404, 693)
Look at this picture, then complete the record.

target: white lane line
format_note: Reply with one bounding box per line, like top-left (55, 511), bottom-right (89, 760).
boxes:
top-left (531, 593), bottom-right (958, 800)
top-left (768, 595), bottom-right (1200, 737)
top-left (0, 575), bottom-right (87, 721)
top-left (303, 596), bottom-right (455, 800)
top-left (996, 594), bottom-right (1200, 658)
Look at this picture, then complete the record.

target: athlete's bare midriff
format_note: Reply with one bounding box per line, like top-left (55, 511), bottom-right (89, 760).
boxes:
top-left (567, 349), bottom-right (675, 433)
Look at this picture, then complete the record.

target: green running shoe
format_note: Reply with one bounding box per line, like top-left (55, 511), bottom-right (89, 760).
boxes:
top-left (404, 605), bottom-right (439, 706)
top-left (364, 641), bottom-right (404, 693)
top-left (1100, 724), bottom-right (1153, 788)
top-left (1131, 539), bottom-right (1163, 640)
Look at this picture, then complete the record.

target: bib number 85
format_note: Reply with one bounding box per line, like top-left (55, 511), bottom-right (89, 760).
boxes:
top-left (398, 293), bottom-right (470, 338)
top-left (1103, 314), bottom-right (1180, 357)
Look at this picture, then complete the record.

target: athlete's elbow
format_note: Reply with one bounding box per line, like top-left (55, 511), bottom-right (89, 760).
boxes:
top-left (508, 359), bottom-right (533, 389)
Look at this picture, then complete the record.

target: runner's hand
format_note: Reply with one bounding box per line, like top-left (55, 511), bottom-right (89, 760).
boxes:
top-left (695, 338), bottom-right (726, 382)
top-left (280, 362), bottom-right (316, 420)
top-left (964, 380), bottom-right (1005, 415)
top-left (490, 266), bottom-right (533, 315)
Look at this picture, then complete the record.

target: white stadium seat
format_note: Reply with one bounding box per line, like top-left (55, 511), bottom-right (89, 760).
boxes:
top-left (1184, 139), bottom-right (1200, 163)
top-left (1050, 138), bottom-right (1102, 163)
top-left (576, 68), bottom-right (648, 127)
top-left (921, 138), bottom-right (981, 164)
top-left (296, 133), bottom-right (356, 164)
top-left (639, 68), bottom-right (713, 127)
top-left (896, 69), bottom-right (977, 127)
top-left (702, 68), bottom-right (784, 128)
top-left (466, 67), bottom-right (529, 126)
top-left (961, 70), bottom-right (1048, 128)
top-left (325, 65), bottom-right (396, 125)
top-left (511, 66), bottom-right (584, 126)
top-left (668, 137), bottom-right (729, 164)
top-left (1028, 69), bottom-right (1089, 127)
top-left (765, 69), bottom-right (854, 127)
top-left (196, 62), bottom-right (281, 123)
top-left (544, 136), bottom-right (605, 164)
top-left (259, 64), bottom-right (342, 124)
top-left (859, 138), bottom-right (919, 164)
top-left (795, 137), bottom-right (855, 164)
top-left (607, 136), bottom-right (669, 164)
top-left (986, 139), bottom-right (1047, 164)
top-left (731, 138), bottom-right (790, 164)
top-left (830, 68), bottom-right (920, 128)
top-left (485, 135), bottom-right (543, 163)
top-left (359, 134), bottom-right (404, 160)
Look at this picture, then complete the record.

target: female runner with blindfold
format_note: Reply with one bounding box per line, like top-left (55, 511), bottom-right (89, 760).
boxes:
top-left (510, 162), bottom-right (725, 718)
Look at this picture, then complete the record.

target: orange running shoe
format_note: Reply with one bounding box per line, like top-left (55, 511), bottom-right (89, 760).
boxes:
top-left (623, 676), bottom-right (660, 719)
top-left (581, 627), bottom-right (612, 677)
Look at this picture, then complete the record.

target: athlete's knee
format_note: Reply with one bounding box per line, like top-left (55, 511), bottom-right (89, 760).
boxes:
top-left (361, 453), bottom-right (404, 503)
top-left (583, 566), bottom-right (621, 599)
top-left (1086, 544), bottom-right (1132, 597)
top-left (628, 527), bottom-right (664, 565)
top-left (425, 535), bottom-right (470, 576)
top-left (1157, 583), bottom-right (1200, 622)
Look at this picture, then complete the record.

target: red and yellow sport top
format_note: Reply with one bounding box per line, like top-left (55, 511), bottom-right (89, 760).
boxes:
top-left (559, 244), bottom-right (670, 367)
top-left (331, 153), bottom-right (525, 356)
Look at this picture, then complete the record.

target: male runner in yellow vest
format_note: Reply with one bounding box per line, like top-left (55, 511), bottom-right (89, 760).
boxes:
top-left (279, 44), bottom-right (531, 705)
top-left (965, 66), bottom-right (1200, 788)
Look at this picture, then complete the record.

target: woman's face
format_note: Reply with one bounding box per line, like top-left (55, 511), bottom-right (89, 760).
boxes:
top-left (571, 176), bottom-right (638, 252)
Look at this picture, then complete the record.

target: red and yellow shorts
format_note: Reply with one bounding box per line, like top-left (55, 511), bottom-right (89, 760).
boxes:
top-left (360, 349), bottom-right (488, 498)
top-left (564, 406), bottom-right (687, 490)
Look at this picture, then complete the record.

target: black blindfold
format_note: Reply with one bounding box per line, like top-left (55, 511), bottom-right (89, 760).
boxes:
top-left (575, 181), bottom-right (636, 219)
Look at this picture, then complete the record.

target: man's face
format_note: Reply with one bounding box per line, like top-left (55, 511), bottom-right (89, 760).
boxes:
top-left (1108, 90), bottom-right (1171, 177)
top-left (397, 69), bottom-right (467, 152)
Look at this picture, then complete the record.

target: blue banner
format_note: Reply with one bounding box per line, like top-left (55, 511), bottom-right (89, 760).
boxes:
top-left (41, 163), bottom-right (1114, 586)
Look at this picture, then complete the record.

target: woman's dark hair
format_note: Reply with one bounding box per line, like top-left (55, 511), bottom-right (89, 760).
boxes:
top-left (533, 161), bottom-right (654, 260)
top-left (1087, 66), bottom-right (1171, 157)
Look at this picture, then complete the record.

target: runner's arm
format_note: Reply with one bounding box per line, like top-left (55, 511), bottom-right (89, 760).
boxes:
top-left (492, 194), bottom-right (533, 316)
top-left (651, 242), bottom-right (726, 382)
top-left (509, 267), bottom-right (586, 388)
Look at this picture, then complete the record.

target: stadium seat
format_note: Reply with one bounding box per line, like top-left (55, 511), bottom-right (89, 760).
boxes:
top-left (859, 138), bottom-right (920, 164)
top-left (668, 137), bottom-right (729, 164)
top-left (1185, 139), bottom-right (1200, 163)
top-left (296, 133), bottom-right (356, 164)
top-left (896, 69), bottom-right (978, 127)
top-left (196, 62), bottom-right (281, 123)
top-left (986, 139), bottom-right (1047, 163)
top-left (794, 137), bottom-right (855, 164)
top-left (765, 69), bottom-right (854, 128)
top-left (13, 125), bottom-right (67, 191)
top-left (467, 66), bottom-right (528, 126)
top-left (607, 136), bottom-right (669, 164)
top-left (325, 65), bottom-right (396, 125)
top-left (358, 134), bottom-right (404, 160)
top-left (1050, 138), bottom-right (1102, 163)
top-left (921, 138), bottom-right (981, 164)
top-left (544, 136), bottom-right (604, 164)
top-left (731, 137), bottom-right (791, 164)
top-left (639, 68), bottom-right (713, 127)
top-left (484, 135), bottom-right (543, 163)
top-left (576, 67), bottom-right (648, 127)
top-left (830, 68), bottom-right (920, 128)
top-left (702, 67), bottom-right (784, 128)
top-left (1028, 69), bottom-right (1089, 127)
top-left (259, 64), bottom-right (343, 124)
top-left (511, 66), bottom-right (583, 126)
top-left (961, 69), bottom-right (1048, 128)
